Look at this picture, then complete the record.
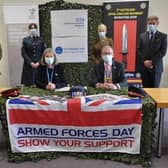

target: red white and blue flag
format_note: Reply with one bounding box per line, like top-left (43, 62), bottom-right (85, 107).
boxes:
top-left (6, 94), bottom-right (142, 153)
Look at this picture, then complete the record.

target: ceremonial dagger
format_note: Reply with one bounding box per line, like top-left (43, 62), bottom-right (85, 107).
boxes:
top-left (121, 24), bottom-right (128, 69)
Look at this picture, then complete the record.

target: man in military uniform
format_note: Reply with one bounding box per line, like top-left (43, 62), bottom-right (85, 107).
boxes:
top-left (21, 23), bottom-right (46, 86)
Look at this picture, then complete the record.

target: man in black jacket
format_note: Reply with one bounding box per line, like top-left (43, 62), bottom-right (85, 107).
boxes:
top-left (137, 16), bottom-right (167, 88)
top-left (90, 45), bottom-right (127, 89)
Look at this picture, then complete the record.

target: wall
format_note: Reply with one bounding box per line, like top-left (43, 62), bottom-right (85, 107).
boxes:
top-left (0, 0), bottom-right (168, 87)
top-left (0, 0), bottom-right (10, 87)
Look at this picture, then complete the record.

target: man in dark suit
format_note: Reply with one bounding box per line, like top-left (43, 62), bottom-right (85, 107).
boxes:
top-left (137, 15), bottom-right (167, 88)
top-left (90, 45), bottom-right (127, 89)
top-left (21, 23), bottom-right (46, 86)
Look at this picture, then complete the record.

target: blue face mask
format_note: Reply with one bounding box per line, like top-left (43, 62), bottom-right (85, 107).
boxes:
top-left (98, 32), bottom-right (106, 39)
top-left (148, 24), bottom-right (157, 32)
top-left (45, 57), bottom-right (54, 65)
top-left (102, 54), bottom-right (113, 65)
top-left (30, 28), bottom-right (37, 36)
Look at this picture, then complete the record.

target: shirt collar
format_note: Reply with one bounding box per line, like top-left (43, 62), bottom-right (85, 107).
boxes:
top-left (104, 62), bottom-right (112, 67)
top-left (148, 30), bottom-right (157, 35)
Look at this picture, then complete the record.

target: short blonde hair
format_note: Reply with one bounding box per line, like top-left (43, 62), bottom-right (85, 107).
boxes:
top-left (97, 23), bottom-right (107, 32)
top-left (40, 48), bottom-right (58, 66)
top-left (148, 15), bottom-right (159, 22)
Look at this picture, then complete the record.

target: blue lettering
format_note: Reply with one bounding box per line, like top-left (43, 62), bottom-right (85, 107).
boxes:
top-left (62, 129), bottom-right (108, 138)
top-left (120, 129), bottom-right (128, 136)
top-left (17, 127), bottom-right (59, 136)
top-left (17, 127), bottom-right (26, 136)
top-left (128, 127), bottom-right (134, 135)
top-left (112, 129), bottom-right (120, 136)
top-left (112, 128), bottom-right (135, 137)
top-left (100, 129), bottom-right (108, 137)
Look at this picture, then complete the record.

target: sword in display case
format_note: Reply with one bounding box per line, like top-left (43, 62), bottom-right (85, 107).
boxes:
top-left (121, 24), bottom-right (128, 69)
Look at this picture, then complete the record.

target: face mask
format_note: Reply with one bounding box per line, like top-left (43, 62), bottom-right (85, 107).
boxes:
top-left (45, 57), bottom-right (54, 65)
top-left (102, 54), bottom-right (113, 65)
top-left (148, 24), bottom-right (157, 32)
top-left (30, 28), bottom-right (37, 36)
top-left (98, 32), bottom-right (106, 39)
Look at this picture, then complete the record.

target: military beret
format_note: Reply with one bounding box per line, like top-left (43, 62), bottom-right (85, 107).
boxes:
top-left (1, 88), bottom-right (21, 98)
top-left (128, 85), bottom-right (146, 98)
top-left (70, 86), bottom-right (87, 98)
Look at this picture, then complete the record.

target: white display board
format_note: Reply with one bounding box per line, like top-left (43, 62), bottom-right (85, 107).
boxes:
top-left (51, 10), bottom-right (88, 63)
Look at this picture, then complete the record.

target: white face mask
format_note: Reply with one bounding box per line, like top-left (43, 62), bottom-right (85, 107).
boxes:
top-left (148, 24), bottom-right (157, 32)
top-left (102, 54), bottom-right (113, 65)
top-left (30, 28), bottom-right (37, 36)
top-left (45, 57), bottom-right (54, 65)
top-left (98, 32), bottom-right (106, 39)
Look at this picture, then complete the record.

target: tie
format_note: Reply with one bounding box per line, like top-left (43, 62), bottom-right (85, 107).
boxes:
top-left (105, 63), bottom-right (110, 73)
top-left (150, 32), bottom-right (154, 41)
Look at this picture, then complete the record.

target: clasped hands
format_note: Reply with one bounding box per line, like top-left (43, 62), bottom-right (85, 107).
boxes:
top-left (96, 82), bottom-right (117, 90)
top-left (144, 60), bottom-right (153, 69)
top-left (31, 62), bottom-right (39, 69)
top-left (46, 82), bottom-right (56, 91)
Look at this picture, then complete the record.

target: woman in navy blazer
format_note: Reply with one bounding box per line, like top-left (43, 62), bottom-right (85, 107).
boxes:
top-left (36, 48), bottom-right (66, 90)
top-left (21, 23), bottom-right (46, 86)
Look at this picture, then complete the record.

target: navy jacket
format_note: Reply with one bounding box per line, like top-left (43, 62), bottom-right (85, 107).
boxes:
top-left (90, 60), bottom-right (127, 88)
top-left (36, 64), bottom-right (67, 89)
top-left (21, 36), bottom-right (46, 86)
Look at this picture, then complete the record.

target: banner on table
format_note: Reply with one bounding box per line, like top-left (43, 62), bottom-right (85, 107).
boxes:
top-left (51, 10), bottom-right (88, 63)
top-left (6, 94), bottom-right (142, 153)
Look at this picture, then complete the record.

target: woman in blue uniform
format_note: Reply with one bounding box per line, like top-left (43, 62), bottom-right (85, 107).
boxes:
top-left (36, 48), bottom-right (66, 90)
top-left (21, 23), bottom-right (46, 86)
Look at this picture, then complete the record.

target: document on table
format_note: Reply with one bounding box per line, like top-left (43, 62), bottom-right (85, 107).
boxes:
top-left (55, 86), bottom-right (71, 92)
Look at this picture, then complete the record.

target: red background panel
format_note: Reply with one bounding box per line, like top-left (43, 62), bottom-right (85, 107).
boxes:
top-left (113, 20), bottom-right (137, 72)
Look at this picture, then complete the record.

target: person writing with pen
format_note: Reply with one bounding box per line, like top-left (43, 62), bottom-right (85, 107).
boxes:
top-left (36, 48), bottom-right (66, 91)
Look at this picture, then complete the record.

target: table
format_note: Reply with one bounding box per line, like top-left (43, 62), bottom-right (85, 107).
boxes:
top-left (144, 88), bottom-right (168, 157)
top-left (0, 87), bottom-right (156, 166)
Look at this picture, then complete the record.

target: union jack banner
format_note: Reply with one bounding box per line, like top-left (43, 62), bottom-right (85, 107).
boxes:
top-left (6, 94), bottom-right (142, 153)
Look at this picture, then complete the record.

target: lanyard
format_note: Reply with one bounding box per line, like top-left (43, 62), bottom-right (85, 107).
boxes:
top-left (46, 67), bottom-right (54, 83)
top-left (104, 64), bottom-right (112, 83)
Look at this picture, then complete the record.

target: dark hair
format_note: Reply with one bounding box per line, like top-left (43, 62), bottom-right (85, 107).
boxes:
top-left (28, 23), bottom-right (37, 30)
